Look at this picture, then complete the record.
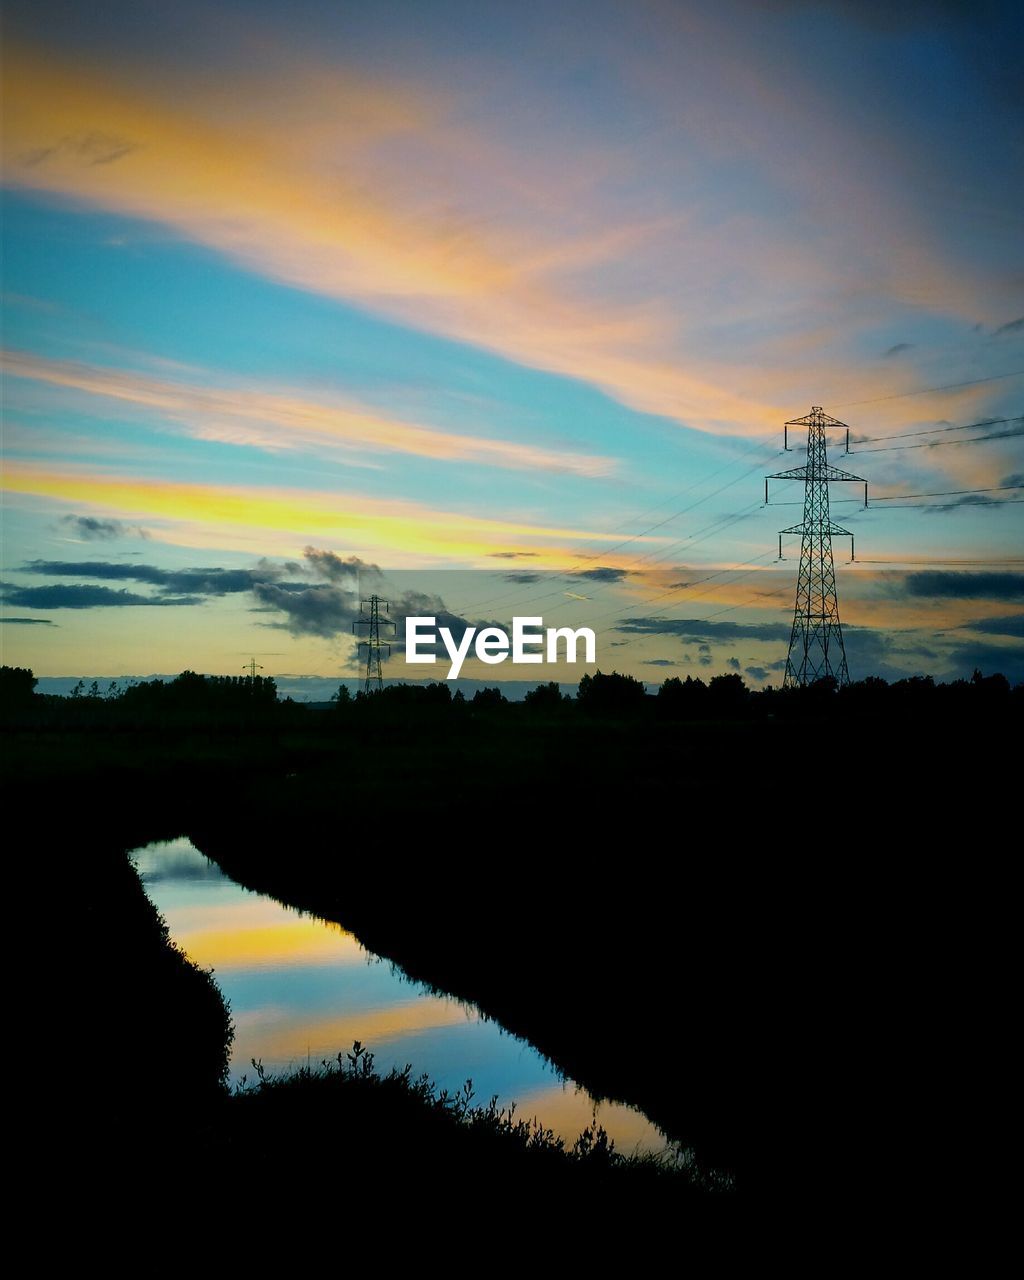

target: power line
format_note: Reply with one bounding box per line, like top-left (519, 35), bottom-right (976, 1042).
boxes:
top-left (449, 379), bottom-right (1020, 624)
top-left (461, 441), bottom-right (781, 617)
top-left (461, 427), bottom-right (1017, 630)
top-left (826, 369), bottom-right (1024, 410)
top-left (852, 430), bottom-right (1023, 455)
top-left (579, 550), bottom-right (780, 629)
top-left (851, 416), bottom-right (1018, 445)
top-left (853, 558), bottom-right (1024, 565)
top-left (575, 429), bottom-right (779, 535)
top-left (510, 495), bottom-right (777, 625)
top-left (622, 501), bottom-right (764, 568)
top-left (878, 498), bottom-right (1024, 509)
top-left (621, 584), bottom-right (789, 636)
top-left (872, 484), bottom-right (1024, 501)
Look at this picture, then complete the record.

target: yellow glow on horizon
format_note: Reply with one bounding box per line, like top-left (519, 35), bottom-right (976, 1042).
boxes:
top-left (1, 461), bottom-right (635, 564)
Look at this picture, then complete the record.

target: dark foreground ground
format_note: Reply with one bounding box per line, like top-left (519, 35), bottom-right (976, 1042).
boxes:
top-left (10, 680), bottom-right (1018, 1228)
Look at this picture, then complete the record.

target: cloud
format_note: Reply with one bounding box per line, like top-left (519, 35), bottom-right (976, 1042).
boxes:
top-left (252, 582), bottom-right (358, 639)
top-left (962, 613), bottom-right (1024, 638)
top-left (387, 593), bottom-right (508, 653)
top-left (0, 583), bottom-right (197, 608)
top-left (839, 626), bottom-right (944, 680)
top-left (58, 514), bottom-right (149, 540)
top-left (882, 343), bottom-right (914, 358)
top-left (900, 572), bottom-right (1024, 601)
top-left (489, 552), bottom-right (539, 560)
top-left (643, 658), bottom-right (676, 667)
top-left (249, 577), bottom-right (500, 649)
top-left (744, 665), bottom-right (769, 680)
top-left (303, 547), bottom-right (382, 584)
top-left (0, 39), bottom-right (799, 438)
top-left (993, 316), bottom-right (1024, 337)
top-left (922, 491), bottom-right (1024, 513)
top-left (616, 616), bottom-right (793, 642)
top-left (571, 566), bottom-right (631, 583)
top-left (11, 546), bottom-right (398, 633)
top-left (727, 657), bottom-right (741, 670)
top-left (502, 572), bottom-right (543, 584)
top-left (0, 616), bottom-right (58, 625)
top-left (3, 349), bottom-right (616, 477)
top-left (20, 558), bottom-right (302, 596)
top-left (943, 639), bottom-right (1024, 684)
top-left (4, 4), bottom-right (1021, 451)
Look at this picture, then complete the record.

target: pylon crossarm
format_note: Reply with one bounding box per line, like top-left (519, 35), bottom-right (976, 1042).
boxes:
top-left (767, 464), bottom-right (864, 483)
top-left (785, 410), bottom-right (848, 429)
top-left (767, 468), bottom-right (868, 507)
top-left (821, 465), bottom-right (866, 483)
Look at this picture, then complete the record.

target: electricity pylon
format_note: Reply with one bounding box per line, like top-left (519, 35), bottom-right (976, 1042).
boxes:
top-left (765, 407), bottom-right (868, 688)
top-left (353, 595), bottom-right (395, 694)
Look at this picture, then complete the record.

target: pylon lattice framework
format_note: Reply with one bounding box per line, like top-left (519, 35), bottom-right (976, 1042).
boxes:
top-left (765, 407), bottom-right (868, 688)
top-left (353, 595), bottom-right (395, 694)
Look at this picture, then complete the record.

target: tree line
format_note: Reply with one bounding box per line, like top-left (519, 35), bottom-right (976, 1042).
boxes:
top-left (2, 663), bottom-right (1019, 727)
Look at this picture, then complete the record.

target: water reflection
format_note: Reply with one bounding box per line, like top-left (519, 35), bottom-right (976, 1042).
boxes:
top-left (132, 837), bottom-right (669, 1154)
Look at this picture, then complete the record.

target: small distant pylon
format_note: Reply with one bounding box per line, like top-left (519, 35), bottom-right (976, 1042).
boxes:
top-left (765, 407), bottom-right (869, 688)
top-left (353, 595), bottom-right (395, 694)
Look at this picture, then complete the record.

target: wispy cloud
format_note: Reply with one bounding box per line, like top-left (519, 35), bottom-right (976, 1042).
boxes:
top-left (2, 349), bottom-right (616, 476)
top-left (3, 10), bottom-right (1021, 447)
top-left (0, 583), bottom-right (197, 608)
top-left (614, 615), bottom-right (793, 642)
top-left (0, 40), bottom-right (792, 436)
top-left (20, 558), bottom-right (302, 596)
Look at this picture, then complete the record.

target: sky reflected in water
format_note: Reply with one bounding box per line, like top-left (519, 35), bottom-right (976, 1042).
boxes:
top-left (132, 836), bottom-right (667, 1155)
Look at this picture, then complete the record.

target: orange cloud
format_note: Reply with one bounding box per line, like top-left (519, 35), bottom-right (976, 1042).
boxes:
top-left (2, 349), bottom-right (616, 476)
top-left (4, 31), bottom-right (1015, 453)
top-left (1, 40), bottom-right (789, 436)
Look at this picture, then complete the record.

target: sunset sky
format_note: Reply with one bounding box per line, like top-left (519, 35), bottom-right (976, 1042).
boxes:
top-left (2, 0), bottom-right (1022, 690)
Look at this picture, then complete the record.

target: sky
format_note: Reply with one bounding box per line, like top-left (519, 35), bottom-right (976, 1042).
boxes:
top-left (2, 0), bottom-right (1022, 690)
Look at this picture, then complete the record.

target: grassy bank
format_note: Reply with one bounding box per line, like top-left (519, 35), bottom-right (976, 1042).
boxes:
top-left (13, 681), bottom-right (1017, 1205)
top-left (44, 819), bottom-right (716, 1219)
